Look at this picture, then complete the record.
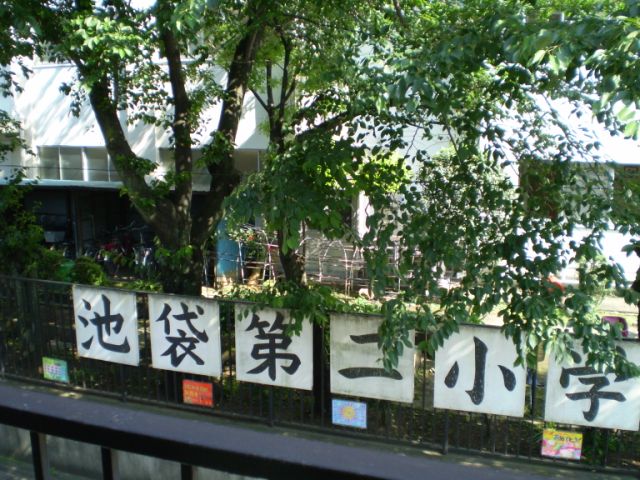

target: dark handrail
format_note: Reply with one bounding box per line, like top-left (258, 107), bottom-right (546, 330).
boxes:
top-left (0, 383), bottom-right (543, 480)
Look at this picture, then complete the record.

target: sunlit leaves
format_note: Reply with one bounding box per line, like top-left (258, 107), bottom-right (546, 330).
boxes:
top-left (361, 0), bottom-right (640, 376)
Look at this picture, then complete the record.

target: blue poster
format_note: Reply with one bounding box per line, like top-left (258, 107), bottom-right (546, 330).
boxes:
top-left (332, 399), bottom-right (367, 429)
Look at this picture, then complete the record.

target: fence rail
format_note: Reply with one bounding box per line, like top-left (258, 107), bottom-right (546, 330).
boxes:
top-left (0, 275), bottom-right (637, 475)
top-left (0, 383), bottom-right (560, 480)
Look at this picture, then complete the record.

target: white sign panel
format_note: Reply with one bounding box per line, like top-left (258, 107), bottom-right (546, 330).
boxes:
top-left (434, 325), bottom-right (526, 416)
top-left (73, 285), bottom-right (140, 366)
top-left (235, 307), bottom-right (313, 390)
top-left (148, 294), bottom-right (222, 377)
top-left (545, 342), bottom-right (640, 430)
top-left (330, 313), bottom-right (415, 403)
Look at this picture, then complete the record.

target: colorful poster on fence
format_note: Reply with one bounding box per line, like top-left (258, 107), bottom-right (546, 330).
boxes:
top-left (149, 294), bottom-right (222, 377)
top-left (330, 313), bottom-right (415, 403)
top-left (42, 357), bottom-right (69, 383)
top-left (434, 325), bottom-right (527, 417)
top-left (235, 307), bottom-right (313, 390)
top-left (182, 379), bottom-right (214, 407)
top-left (332, 399), bottom-right (367, 429)
top-left (545, 342), bottom-right (640, 431)
top-left (73, 285), bottom-right (140, 366)
top-left (541, 428), bottom-right (583, 460)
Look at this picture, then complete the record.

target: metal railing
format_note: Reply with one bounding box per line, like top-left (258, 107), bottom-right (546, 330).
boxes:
top-left (0, 275), bottom-right (637, 475)
top-left (0, 383), bottom-right (559, 480)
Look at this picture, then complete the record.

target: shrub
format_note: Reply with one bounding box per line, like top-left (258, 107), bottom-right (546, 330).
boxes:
top-left (0, 171), bottom-right (51, 277)
top-left (70, 256), bottom-right (107, 285)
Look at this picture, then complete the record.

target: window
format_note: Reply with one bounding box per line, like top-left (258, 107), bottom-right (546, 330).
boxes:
top-left (39, 146), bottom-right (61, 179)
top-left (158, 148), bottom-right (262, 191)
top-left (36, 146), bottom-right (120, 182)
top-left (59, 147), bottom-right (83, 180)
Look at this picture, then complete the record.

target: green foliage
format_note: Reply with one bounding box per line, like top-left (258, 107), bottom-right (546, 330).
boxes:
top-left (226, 0), bottom-right (403, 266)
top-left (227, 225), bottom-right (267, 260)
top-left (222, 281), bottom-right (381, 334)
top-left (70, 256), bottom-right (108, 286)
top-left (359, 0), bottom-right (640, 375)
top-left (611, 165), bottom-right (640, 310)
top-left (153, 242), bottom-right (201, 295)
top-left (581, 427), bottom-right (623, 466)
top-left (0, 111), bottom-right (25, 158)
top-left (505, 0), bottom-right (640, 139)
top-left (2, 0), bottom-right (273, 294)
top-left (4, 0), bottom-right (640, 377)
top-left (126, 278), bottom-right (163, 292)
top-left (44, 252), bottom-right (72, 282)
top-left (0, 171), bottom-right (55, 279)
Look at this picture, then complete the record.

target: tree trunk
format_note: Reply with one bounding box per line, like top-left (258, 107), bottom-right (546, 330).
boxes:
top-left (156, 243), bottom-right (205, 296)
top-left (277, 229), bottom-right (306, 285)
top-left (633, 248), bottom-right (640, 340)
top-left (75, 4), bottom-right (263, 297)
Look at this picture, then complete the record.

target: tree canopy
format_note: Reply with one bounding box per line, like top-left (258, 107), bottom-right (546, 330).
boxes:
top-left (2, 0), bottom-right (270, 294)
top-left (360, 0), bottom-right (640, 373)
top-left (1, 0), bottom-right (640, 373)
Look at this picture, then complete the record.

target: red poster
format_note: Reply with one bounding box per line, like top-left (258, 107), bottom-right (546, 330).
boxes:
top-left (182, 379), bottom-right (214, 407)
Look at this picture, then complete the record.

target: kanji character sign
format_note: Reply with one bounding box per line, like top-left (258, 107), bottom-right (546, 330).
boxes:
top-left (545, 342), bottom-right (640, 430)
top-left (434, 325), bottom-right (526, 416)
top-left (149, 294), bottom-right (222, 377)
top-left (235, 307), bottom-right (313, 390)
top-left (330, 313), bottom-right (415, 403)
top-left (73, 285), bottom-right (140, 366)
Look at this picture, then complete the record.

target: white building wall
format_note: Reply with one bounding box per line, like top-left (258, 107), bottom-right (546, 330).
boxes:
top-left (6, 61), bottom-right (268, 187)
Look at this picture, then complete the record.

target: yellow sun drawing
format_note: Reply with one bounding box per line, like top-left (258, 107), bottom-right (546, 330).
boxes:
top-left (341, 405), bottom-right (356, 420)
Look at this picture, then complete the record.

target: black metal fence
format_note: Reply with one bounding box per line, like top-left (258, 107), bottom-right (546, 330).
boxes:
top-left (0, 275), bottom-right (638, 475)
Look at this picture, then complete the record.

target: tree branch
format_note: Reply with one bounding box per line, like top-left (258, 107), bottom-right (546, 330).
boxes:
top-left (284, 77), bottom-right (297, 103)
top-left (278, 31), bottom-right (292, 123)
top-left (290, 91), bottom-right (332, 125)
top-left (250, 88), bottom-right (270, 113)
top-left (294, 111), bottom-right (351, 142)
top-left (193, 3), bottom-right (264, 244)
top-left (85, 75), bottom-right (178, 232)
top-left (266, 61), bottom-right (274, 110)
top-left (393, 0), bottom-right (408, 31)
top-left (159, 24), bottom-right (193, 233)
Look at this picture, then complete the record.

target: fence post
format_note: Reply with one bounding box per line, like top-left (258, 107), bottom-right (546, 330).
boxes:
top-left (601, 430), bottom-right (610, 467)
top-left (30, 431), bottom-right (50, 480)
top-left (442, 411), bottom-right (449, 454)
top-left (268, 385), bottom-right (275, 427)
top-left (101, 447), bottom-right (119, 480)
top-left (119, 365), bottom-right (127, 402)
top-left (0, 322), bottom-right (5, 378)
top-left (181, 464), bottom-right (194, 480)
top-left (312, 322), bottom-right (329, 425)
top-left (529, 364), bottom-right (538, 415)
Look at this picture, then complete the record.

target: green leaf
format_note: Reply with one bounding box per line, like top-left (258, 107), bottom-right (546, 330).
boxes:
top-left (624, 121), bottom-right (639, 139)
top-left (286, 237), bottom-right (298, 251)
top-left (617, 104), bottom-right (636, 123)
top-left (530, 49), bottom-right (546, 65)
